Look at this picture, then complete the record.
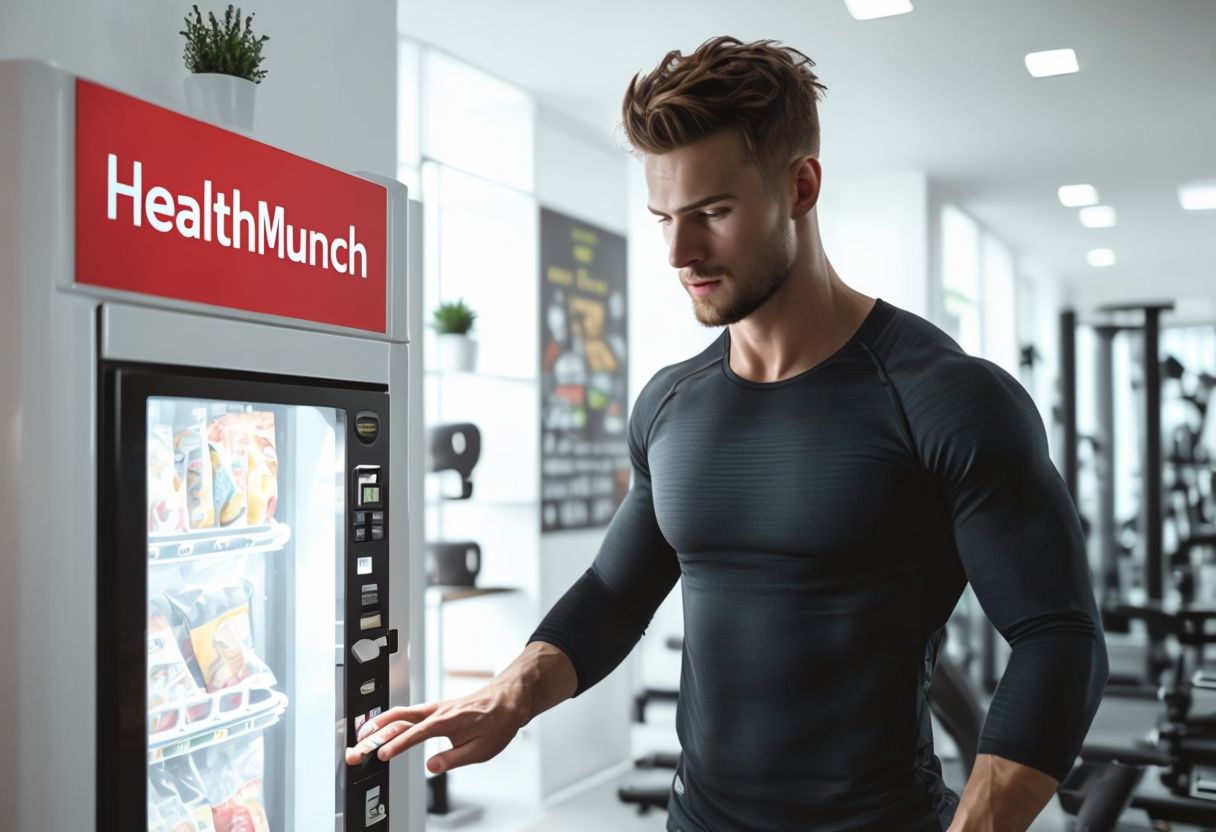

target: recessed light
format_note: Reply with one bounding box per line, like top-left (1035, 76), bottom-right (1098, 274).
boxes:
top-left (1025, 49), bottom-right (1079, 78)
top-left (1179, 179), bottom-right (1216, 211)
top-left (1087, 248), bottom-right (1116, 267)
top-left (1058, 184), bottom-right (1098, 207)
top-left (844, 0), bottom-right (913, 21)
top-left (1079, 205), bottom-right (1116, 228)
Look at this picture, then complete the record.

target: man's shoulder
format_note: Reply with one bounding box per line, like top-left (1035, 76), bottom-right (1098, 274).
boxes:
top-left (630, 335), bottom-right (724, 428)
top-left (863, 303), bottom-right (1037, 433)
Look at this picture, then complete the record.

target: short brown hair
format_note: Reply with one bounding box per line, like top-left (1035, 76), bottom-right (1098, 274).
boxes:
top-left (622, 36), bottom-right (828, 177)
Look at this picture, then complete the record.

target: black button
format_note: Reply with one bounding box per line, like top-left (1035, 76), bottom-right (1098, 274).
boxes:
top-left (354, 511), bottom-right (369, 526)
top-left (355, 527), bottom-right (367, 542)
top-left (371, 526), bottom-right (384, 541)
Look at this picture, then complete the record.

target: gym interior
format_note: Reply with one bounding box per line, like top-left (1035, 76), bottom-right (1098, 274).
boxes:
top-left (3, 1), bottom-right (1215, 831)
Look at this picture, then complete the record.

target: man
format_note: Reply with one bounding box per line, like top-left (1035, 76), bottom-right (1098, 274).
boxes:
top-left (347, 36), bottom-right (1107, 831)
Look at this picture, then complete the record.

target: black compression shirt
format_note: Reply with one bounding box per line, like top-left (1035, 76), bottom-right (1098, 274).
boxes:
top-left (530, 299), bottom-right (1107, 832)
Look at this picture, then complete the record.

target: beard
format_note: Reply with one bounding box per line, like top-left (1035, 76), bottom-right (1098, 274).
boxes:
top-left (684, 224), bottom-right (794, 327)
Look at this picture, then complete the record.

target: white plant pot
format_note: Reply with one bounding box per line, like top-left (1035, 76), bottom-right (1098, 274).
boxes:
top-left (437, 334), bottom-right (478, 373)
top-left (183, 73), bottom-right (256, 131)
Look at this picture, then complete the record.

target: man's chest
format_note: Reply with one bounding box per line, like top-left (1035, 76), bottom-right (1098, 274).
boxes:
top-left (645, 387), bottom-right (946, 563)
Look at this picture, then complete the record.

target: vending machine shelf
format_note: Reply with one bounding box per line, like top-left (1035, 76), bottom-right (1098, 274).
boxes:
top-left (148, 685), bottom-right (289, 763)
top-left (147, 522), bottom-right (293, 564)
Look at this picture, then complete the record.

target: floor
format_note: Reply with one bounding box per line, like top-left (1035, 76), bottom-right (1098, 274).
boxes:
top-left (430, 692), bottom-right (1198, 832)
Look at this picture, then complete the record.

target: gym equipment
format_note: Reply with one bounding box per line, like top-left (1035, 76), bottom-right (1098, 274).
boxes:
top-left (425, 541), bottom-right (481, 587)
top-left (428, 422), bottom-right (481, 499)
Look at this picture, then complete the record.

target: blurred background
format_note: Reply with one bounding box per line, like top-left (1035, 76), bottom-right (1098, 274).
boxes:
top-left (4, 0), bottom-right (1215, 829)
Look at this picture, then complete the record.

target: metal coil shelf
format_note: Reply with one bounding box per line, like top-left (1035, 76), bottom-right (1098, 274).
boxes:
top-left (147, 522), bottom-right (292, 565)
top-left (148, 685), bottom-right (288, 763)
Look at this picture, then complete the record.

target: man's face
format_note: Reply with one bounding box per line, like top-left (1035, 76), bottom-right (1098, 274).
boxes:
top-left (645, 129), bottom-right (794, 327)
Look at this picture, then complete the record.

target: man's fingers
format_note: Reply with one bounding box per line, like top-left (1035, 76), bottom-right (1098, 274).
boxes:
top-left (345, 719), bottom-right (413, 765)
top-left (374, 713), bottom-right (468, 762)
top-left (356, 703), bottom-right (440, 741)
top-left (426, 737), bottom-right (495, 774)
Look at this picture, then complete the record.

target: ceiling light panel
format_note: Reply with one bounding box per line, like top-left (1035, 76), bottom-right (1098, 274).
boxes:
top-left (1025, 49), bottom-right (1080, 78)
top-left (1179, 179), bottom-right (1216, 211)
top-left (845, 0), bottom-right (913, 21)
top-left (1079, 205), bottom-right (1117, 228)
top-left (1058, 184), bottom-right (1098, 207)
top-left (1087, 248), bottom-right (1116, 267)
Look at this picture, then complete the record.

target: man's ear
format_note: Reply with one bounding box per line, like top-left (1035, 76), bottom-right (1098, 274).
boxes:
top-left (789, 156), bottom-right (822, 219)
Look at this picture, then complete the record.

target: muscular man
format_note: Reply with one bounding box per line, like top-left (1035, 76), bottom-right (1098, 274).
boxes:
top-left (348, 36), bottom-right (1107, 832)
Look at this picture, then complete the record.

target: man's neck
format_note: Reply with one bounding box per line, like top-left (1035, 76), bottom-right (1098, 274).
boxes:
top-left (727, 263), bottom-right (875, 384)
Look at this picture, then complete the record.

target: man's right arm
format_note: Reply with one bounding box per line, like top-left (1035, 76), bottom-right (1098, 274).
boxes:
top-left (347, 381), bottom-right (681, 771)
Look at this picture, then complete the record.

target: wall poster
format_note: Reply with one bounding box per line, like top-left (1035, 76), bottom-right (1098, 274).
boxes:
top-left (539, 208), bottom-right (630, 533)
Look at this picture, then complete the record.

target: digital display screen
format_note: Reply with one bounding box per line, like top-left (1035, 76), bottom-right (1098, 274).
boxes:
top-left (361, 485), bottom-right (381, 506)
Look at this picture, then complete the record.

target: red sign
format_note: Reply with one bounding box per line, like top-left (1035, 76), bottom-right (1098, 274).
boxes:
top-left (75, 79), bottom-right (388, 333)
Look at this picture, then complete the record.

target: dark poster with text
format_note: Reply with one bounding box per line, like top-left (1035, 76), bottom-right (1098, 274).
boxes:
top-left (540, 208), bottom-right (629, 532)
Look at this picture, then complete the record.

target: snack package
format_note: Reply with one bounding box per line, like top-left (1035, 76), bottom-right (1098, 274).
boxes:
top-left (208, 439), bottom-right (247, 528)
top-left (242, 413), bottom-right (278, 525)
top-left (167, 582), bottom-right (276, 693)
top-left (167, 754), bottom-right (218, 832)
top-left (176, 423), bottom-right (216, 530)
top-left (208, 413), bottom-right (278, 525)
top-left (148, 424), bottom-right (188, 534)
top-left (148, 599), bottom-right (206, 733)
top-left (149, 766), bottom-right (197, 832)
top-left (202, 735), bottom-right (271, 832)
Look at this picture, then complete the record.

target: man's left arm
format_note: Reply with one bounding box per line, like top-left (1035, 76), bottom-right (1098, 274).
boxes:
top-left (948, 753), bottom-right (1059, 832)
top-left (906, 356), bottom-right (1109, 831)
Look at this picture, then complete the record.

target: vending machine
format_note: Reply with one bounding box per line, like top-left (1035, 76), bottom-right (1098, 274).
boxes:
top-left (0, 60), bottom-right (425, 832)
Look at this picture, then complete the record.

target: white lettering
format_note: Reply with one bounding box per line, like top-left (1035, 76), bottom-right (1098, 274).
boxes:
top-left (309, 230), bottom-right (330, 270)
top-left (258, 201), bottom-right (284, 257)
top-left (203, 180), bottom-right (213, 242)
top-left (102, 159), bottom-right (371, 280)
top-left (331, 236), bottom-right (348, 273)
top-left (349, 226), bottom-right (367, 278)
top-left (107, 154), bottom-right (142, 226)
top-left (213, 191), bottom-right (231, 247)
top-left (176, 195), bottom-right (201, 239)
top-left (286, 225), bottom-right (307, 264)
top-left (145, 186), bottom-right (174, 233)
top-left (232, 188), bottom-right (255, 252)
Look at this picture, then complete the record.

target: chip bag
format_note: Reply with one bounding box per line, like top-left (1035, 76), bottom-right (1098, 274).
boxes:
top-left (148, 599), bottom-right (206, 733)
top-left (201, 736), bottom-right (271, 832)
top-left (166, 582), bottom-right (276, 693)
top-left (175, 423), bottom-right (215, 530)
top-left (148, 424), bottom-right (188, 534)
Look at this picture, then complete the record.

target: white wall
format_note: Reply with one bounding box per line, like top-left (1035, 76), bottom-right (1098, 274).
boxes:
top-left (0, 0), bottom-right (397, 177)
top-left (820, 171), bottom-right (931, 319)
top-left (534, 111), bottom-right (639, 798)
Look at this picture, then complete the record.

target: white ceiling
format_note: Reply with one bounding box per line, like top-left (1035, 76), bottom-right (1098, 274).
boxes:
top-left (402, 0), bottom-right (1216, 302)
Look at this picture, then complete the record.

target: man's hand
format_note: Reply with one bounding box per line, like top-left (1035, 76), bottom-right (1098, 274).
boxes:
top-left (344, 640), bottom-right (578, 774)
top-left (344, 684), bottom-right (530, 774)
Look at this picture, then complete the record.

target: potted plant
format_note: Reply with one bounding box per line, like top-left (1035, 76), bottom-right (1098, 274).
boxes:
top-left (180, 4), bottom-right (269, 131)
top-left (432, 299), bottom-right (478, 373)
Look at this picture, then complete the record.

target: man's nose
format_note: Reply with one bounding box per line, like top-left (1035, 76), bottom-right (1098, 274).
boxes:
top-left (667, 221), bottom-right (703, 271)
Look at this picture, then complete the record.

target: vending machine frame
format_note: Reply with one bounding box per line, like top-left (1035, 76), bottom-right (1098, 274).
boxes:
top-left (0, 60), bottom-right (427, 832)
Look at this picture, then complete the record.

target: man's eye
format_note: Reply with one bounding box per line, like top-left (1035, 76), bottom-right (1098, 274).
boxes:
top-left (655, 216), bottom-right (671, 225)
top-left (700, 209), bottom-right (728, 220)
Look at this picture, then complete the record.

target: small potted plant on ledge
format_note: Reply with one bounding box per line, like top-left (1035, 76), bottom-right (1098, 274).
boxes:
top-left (180, 4), bottom-right (269, 131)
top-left (432, 299), bottom-right (478, 373)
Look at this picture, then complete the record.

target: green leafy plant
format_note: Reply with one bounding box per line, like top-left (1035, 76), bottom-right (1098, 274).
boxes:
top-left (180, 5), bottom-right (270, 83)
top-left (431, 299), bottom-right (477, 335)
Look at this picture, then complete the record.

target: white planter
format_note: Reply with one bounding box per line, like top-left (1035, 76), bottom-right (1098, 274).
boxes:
top-left (183, 73), bottom-right (256, 131)
top-left (436, 333), bottom-right (478, 373)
